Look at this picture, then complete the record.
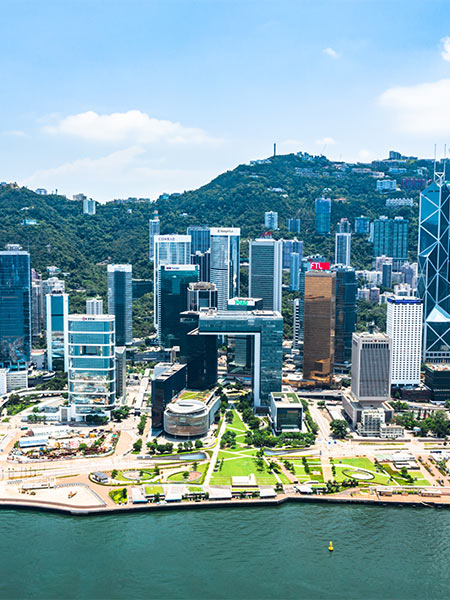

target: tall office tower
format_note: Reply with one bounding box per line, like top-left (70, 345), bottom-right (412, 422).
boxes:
top-left (264, 211), bottom-right (279, 230)
top-left (153, 234), bottom-right (191, 329)
top-left (187, 281), bottom-right (217, 311)
top-left (46, 292), bottom-right (69, 371)
top-left (82, 197), bottom-right (96, 215)
top-left (373, 216), bottom-right (392, 257)
top-left (107, 264), bottom-right (132, 346)
top-left (115, 346), bottom-right (127, 400)
top-left (210, 228), bottom-right (240, 311)
top-left (354, 216), bottom-right (371, 235)
top-left (86, 297), bottom-right (103, 315)
top-left (148, 216), bottom-right (160, 260)
top-left (391, 216), bottom-right (409, 270)
top-left (336, 218), bottom-right (351, 233)
top-left (192, 250), bottom-right (211, 282)
top-left (382, 263), bottom-right (392, 288)
top-left (335, 232), bottom-right (351, 266)
top-left (249, 238), bottom-right (283, 311)
top-left (401, 262), bottom-right (415, 287)
top-left (42, 276), bottom-right (65, 297)
top-left (0, 245), bottom-right (31, 369)
top-left (303, 271), bottom-right (336, 382)
top-left (227, 297), bottom-right (263, 370)
top-left (198, 309), bottom-right (283, 407)
top-left (417, 174), bottom-right (450, 361)
top-left (179, 311), bottom-right (218, 390)
top-left (332, 266), bottom-right (357, 366)
top-left (67, 314), bottom-right (116, 422)
top-left (351, 332), bottom-right (391, 402)
top-left (282, 238), bottom-right (303, 268)
top-left (187, 225), bottom-right (210, 254)
top-left (289, 252), bottom-right (300, 291)
top-left (159, 265), bottom-right (199, 348)
top-left (151, 363), bottom-right (187, 429)
top-left (287, 217), bottom-right (301, 233)
top-left (292, 259), bottom-right (311, 351)
top-left (315, 197), bottom-right (331, 234)
top-left (31, 279), bottom-right (43, 342)
top-left (387, 296), bottom-right (422, 386)
top-left (293, 298), bottom-right (301, 350)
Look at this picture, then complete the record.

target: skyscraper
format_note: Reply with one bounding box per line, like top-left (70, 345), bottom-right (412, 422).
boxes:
top-left (315, 197), bottom-right (331, 234)
top-left (335, 232), bottom-right (351, 266)
top-left (67, 314), bottom-right (116, 422)
top-left (153, 234), bottom-right (191, 330)
top-left (82, 197), bottom-right (96, 215)
top-left (392, 216), bottom-right (409, 269)
top-left (86, 297), bottom-right (103, 315)
top-left (351, 332), bottom-right (391, 402)
top-left (192, 249), bottom-right (211, 282)
top-left (282, 238), bottom-right (303, 268)
top-left (148, 216), bottom-right (160, 260)
top-left (0, 245), bottom-right (31, 369)
top-left (249, 238), bottom-right (283, 311)
top-left (373, 216), bottom-right (392, 257)
top-left (264, 211), bottom-right (279, 230)
top-left (382, 263), bottom-right (392, 288)
top-left (187, 225), bottom-right (210, 254)
top-left (354, 216), bottom-right (371, 235)
top-left (387, 296), bottom-right (422, 386)
top-left (336, 218), bottom-right (351, 233)
top-left (289, 252), bottom-right (300, 291)
top-left (417, 174), bottom-right (450, 361)
top-left (210, 228), bottom-right (240, 311)
top-left (159, 264), bottom-right (199, 348)
top-left (179, 311), bottom-right (218, 390)
top-left (107, 264), bottom-right (132, 346)
top-left (46, 292), bottom-right (69, 371)
top-left (287, 217), bottom-right (301, 233)
top-left (303, 271), bottom-right (336, 382)
top-left (187, 281), bottom-right (218, 311)
top-left (332, 266), bottom-right (357, 366)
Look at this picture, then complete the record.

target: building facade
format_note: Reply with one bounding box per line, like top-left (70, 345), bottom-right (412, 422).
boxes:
top-left (315, 197), bottom-right (331, 234)
top-left (264, 211), bottom-right (279, 230)
top-left (107, 264), bottom-right (132, 346)
top-left (187, 225), bottom-right (210, 254)
top-left (249, 239), bottom-right (283, 312)
top-left (351, 332), bottom-right (391, 402)
top-left (209, 228), bottom-right (240, 311)
top-left (46, 292), bottom-right (69, 371)
top-left (333, 266), bottom-right (357, 367)
top-left (335, 232), bottom-right (351, 266)
top-left (148, 217), bottom-right (160, 260)
top-left (86, 297), bottom-right (103, 315)
top-left (287, 218), bottom-right (301, 233)
top-left (387, 296), bottom-right (422, 386)
top-left (187, 281), bottom-right (218, 311)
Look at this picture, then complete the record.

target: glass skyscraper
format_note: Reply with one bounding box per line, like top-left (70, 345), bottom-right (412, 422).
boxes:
top-left (0, 245), bottom-right (31, 369)
top-left (332, 266), bottom-right (357, 366)
top-left (46, 292), bottom-right (69, 371)
top-left (335, 232), bottom-right (351, 266)
top-left (107, 264), bottom-right (132, 346)
top-left (187, 225), bottom-right (210, 255)
top-left (417, 175), bottom-right (450, 361)
top-left (282, 238), bottom-right (303, 268)
top-left (198, 310), bottom-right (283, 407)
top-left (148, 217), bottom-right (160, 260)
top-left (159, 264), bottom-right (199, 348)
top-left (315, 197), bottom-right (331, 234)
top-left (249, 239), bottom-right (283, 311)
top-left (67, 314), bottom-right (116, 421)
top-left (210, 228), bottom-right (240, 311)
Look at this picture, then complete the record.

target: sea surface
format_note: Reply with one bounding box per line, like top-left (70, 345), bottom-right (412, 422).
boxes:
top-left (1, 503), bottom-right (449, 599)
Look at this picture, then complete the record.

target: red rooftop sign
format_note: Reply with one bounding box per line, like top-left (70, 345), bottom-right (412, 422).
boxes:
top-left (309, 261), bottom-right (330, 271)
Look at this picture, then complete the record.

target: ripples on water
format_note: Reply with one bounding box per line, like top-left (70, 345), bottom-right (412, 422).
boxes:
top-left (1, 504), bottom-right (450, 599)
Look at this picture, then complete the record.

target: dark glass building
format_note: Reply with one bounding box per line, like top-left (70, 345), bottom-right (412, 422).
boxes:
top-left (315, 197), bottom-right (331, 234)
top-left (332, 266), bottom-right (357, 367)
top-left (151, 363), bottom-right (187, 429)
top-left (187, 225), bottom-right (210, 254)
top-left (192, 250), bottom-right (211, 282)
top-left (0, 245), bottom-right (31, 369)
top-left (179, 311), bottom-right (218, 389)
top-left (159, 265), bottom-right (199, 348)
top-left (107, 264), bottom-right (132, 346)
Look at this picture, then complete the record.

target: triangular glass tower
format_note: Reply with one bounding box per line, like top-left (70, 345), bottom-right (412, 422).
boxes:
top-left (417, 172), bottom-right (450, 361)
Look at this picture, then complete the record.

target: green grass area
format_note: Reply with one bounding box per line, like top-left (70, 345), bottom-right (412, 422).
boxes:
top-left (144, 485), bottom-right (163, 495)
top-left (278, 471), bottom-right (291, 484)
top-left (167, 462), bottom-right (208, 483)
top-left (228, 410), bottom-right (247, 432)
top-left (291, 459), bottom-right (324, 482)
top-left (115, 469), bottom-right (155, 483)
top-left (109, 488), bottom-right (128, 504)
top-left (187, 486), bottom-right (203, 492)
top-left (381, 464), bottom-right (430, 487)
top-left (210, 456), bottom-right (278, 485)
top-left (179, 390), bottom-right (210, 402)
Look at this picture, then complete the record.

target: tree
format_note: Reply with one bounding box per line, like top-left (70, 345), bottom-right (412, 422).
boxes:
top-left (194, 439), bottom-right (203, 449)
top-left (133, 438), bottom-right (143, 452)
top-left (182, 471), bottom-right (189, 480)
top-left (330, 419), bottom-right (348, 439)
top-left (111, 469), bottom-right (118, 479)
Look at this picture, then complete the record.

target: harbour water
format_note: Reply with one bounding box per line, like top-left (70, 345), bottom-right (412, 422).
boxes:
top-left (1, 503), bottom-right (450, 599)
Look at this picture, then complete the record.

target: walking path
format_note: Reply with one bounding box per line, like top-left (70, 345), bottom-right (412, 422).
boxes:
top-left (204, 417), bottom-right (227, 486)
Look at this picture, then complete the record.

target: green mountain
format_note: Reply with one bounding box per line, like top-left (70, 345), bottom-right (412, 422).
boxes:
top-left (0, 152), bottom-right (425, 336)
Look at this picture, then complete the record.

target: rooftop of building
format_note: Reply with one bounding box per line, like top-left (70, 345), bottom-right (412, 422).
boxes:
top-left (188, 281), bottom-right (216, 290)
top-left (270, 391), bottom-right (303, 406)
top-left (425, 363), bottom-right (450, 372)
top-left (387, 295), bottom-right (422, 304)
top-left (199, 309), bottom-right (282, 321)
top-left (353, 332), bottom-right (390, 342)
top-left (68, 314), bottom-right (115, 322)
top-left (153, 362), bottom-right (186, 382)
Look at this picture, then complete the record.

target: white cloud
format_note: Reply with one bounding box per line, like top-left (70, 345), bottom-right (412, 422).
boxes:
top-left (357, 149), bottom-right (375, 162)
top-left (441, 37), bottom-right (450, 62)
top-left (278, 139), bottom-right (303, 152)
top-left (323, 47), bottom-right (340, 59)
top-left (22, 146), bottom-right (218, 202)
top-left (3, 130), bottom-right (26, 137)
top-left (44, 110), bottom-right (221, 146)
top-left (315, 137), bottom-right (336, 146)
top-left (379, 78), bottom-right (450, 134)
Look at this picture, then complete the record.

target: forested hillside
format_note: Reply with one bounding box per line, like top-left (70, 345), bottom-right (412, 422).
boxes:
top-left (0, 152), bottom-right (425, 302)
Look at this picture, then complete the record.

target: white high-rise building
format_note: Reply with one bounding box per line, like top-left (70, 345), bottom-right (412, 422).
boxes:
top-left (148, 217), bottom-right (160, 261)
top-left (264, 211), bottom-right (279, 230)
top-left (335, 232), bottom-right (351, 266)
top-left (386, 296), bottom-right (422, 386)
top-left (86, 297), bottom-right (103, 315)
top-left (351, 332), bottom-right (391, 403)
top-left (249, 239), bottom-right (283, 312)
top-left (82, 196), bottom-right (96, 215)
top-left (153, 235), bottom-right (191, 329)
top-left (210, 228), bottom-right (240, 311)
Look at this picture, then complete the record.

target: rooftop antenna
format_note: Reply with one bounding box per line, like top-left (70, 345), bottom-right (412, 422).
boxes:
top-left (434, 144), bottom-right (445, 186)
top-left (273, 143), bottom-right (276, 157)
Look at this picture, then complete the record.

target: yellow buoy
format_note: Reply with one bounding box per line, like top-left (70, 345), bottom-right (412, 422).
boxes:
top-left (328, 541), bottom-right (334, 552)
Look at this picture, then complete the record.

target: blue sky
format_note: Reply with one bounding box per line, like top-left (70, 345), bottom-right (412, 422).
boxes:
top-left (2, 0), bottom-right (450, 201)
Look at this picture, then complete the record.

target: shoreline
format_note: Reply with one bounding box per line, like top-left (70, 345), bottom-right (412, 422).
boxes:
top-left (1, 492), bottom-right (449, 516)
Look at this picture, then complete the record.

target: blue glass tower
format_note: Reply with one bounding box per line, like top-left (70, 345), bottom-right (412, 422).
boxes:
top-left (0, 245), bottom-right (31, 369)
top-left (417, 174), bottom-right (450, 361)
top-left (187, 225), bottom-right (210, 255)
top-left (315, 197), bottom-right (331, 234)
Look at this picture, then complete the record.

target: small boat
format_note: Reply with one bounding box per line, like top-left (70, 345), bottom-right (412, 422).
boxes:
top-left (328, 541), bottom-right (334, 552)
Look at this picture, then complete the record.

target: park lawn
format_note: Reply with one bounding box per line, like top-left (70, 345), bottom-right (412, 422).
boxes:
top-left (278, 471), bottom-right (291, 484)
top-left (291, 459), bottom-right (324, 482)
top-left (333, 464), bottom-right (391, 486)
top-left (145, 485), bottom-right (163, 495)
top-left (187, 486), bottom-right (203, 492)
top-left (116, 469), bottom-right (155, 483)
top-left (381, 464), bottom-right (430, 487)
top-left (333, 457), bottom-right (376, 470)
top-left (109, 488), bottom-right (128, 504)
top-left (229, 410), bottom-right (247, 432)
top-left (168, 462), bottom-right (209, 483)
top-left (210, 456), bottom-right (278, 485)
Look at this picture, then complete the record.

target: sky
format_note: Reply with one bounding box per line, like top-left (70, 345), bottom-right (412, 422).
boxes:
top-left (2, 0), bottom-right (450, 201)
